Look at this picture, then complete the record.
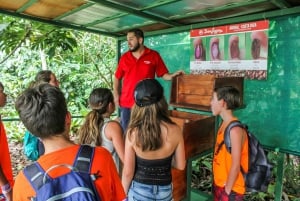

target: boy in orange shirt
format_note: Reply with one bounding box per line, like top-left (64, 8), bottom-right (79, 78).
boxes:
top-left (14, 84), bottom-right (126, 201)
top-left (0, 82), bottom-right (14, 201)
top-left (210, 86), bottom-right (248, 201)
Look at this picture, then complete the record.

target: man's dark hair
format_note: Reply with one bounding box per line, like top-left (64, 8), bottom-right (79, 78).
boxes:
top-left (214, 86), bottom-right (241, 110)
top-left (127, 28), bottom-right (144, 39)
top-left (15, 84), bottom-right (67, 138)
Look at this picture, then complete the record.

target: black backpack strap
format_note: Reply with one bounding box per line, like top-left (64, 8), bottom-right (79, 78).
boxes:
top-left (73, 145), bottom-right (94, 173)
top-left (224, 120), bottom-right (246, 153)
top-left (224, 121), bottom-right (250, 175)
top-left (23, 162), bottom-right (47, 191)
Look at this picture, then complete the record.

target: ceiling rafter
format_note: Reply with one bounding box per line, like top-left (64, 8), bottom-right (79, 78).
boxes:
top-left (16, 0), bottom-right (38, 13)
top-left (133, 5), bottom-right (300, 40)
top-left (0, 0), bottom-right (300, 38)
top-left (54, 2), bottom-right (96, 20)
top-left (169, 0), bottom-right (269, 20)
top-left (140, 0), bottom-right (182, 10)
top-left (89, 0), bottom-right (182, 27)
top-left (85, 0), bottom-right (182, 27)
top-left (0, 8), bottom-right (121, 37)
top-left (270, 0), bottom-right (291, 8)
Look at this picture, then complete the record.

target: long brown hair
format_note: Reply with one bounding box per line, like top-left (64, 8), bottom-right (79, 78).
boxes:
top-left (77, 88), bottom-right (114, 146)
top-left (127, 96), bottom-right (175, 151)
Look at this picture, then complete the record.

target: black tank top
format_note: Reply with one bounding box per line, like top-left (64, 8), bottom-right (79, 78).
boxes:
top-left (133, 154), bottom-right (173, 185)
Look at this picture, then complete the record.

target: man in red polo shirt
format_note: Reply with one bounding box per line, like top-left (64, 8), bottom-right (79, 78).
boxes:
top-left (113, 28), bottom-right (183, 132)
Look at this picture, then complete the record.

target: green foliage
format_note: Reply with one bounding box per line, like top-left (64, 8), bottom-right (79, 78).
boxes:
top-left (191, 154), bottom-right (213, 193)
top-left (283, 155), bottom-right (300, 199)
top-left (0, 15), bottom-right (77, 61)
top-left (3, 121), bottom-right (25, 143)
top-left (0, 14), bottom-right (117, 142)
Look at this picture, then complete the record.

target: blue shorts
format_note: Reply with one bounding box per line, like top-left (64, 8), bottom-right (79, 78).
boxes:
top-left (120, 107), bottom-right (131, 132)
top-left (127, 181), bottom-right (173, 201)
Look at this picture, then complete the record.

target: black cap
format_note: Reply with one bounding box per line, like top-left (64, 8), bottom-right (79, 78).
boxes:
top-left (134, 79), bottom-right (163, 107)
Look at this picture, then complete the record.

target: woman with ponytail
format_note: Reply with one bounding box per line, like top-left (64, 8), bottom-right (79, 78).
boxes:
top-left (77, 88), bottom-right (125, 173)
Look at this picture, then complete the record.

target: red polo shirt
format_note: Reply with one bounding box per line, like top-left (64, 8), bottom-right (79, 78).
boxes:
top-left (115, 47), bottom-right (169, 108)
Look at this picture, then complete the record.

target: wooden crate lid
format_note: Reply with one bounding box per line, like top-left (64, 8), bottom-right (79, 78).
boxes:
top-left (170, 74), bottom-right (244, 111)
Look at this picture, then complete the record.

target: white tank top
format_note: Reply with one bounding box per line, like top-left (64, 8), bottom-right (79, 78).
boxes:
top-left (101, 118), bottom-right (120, 173)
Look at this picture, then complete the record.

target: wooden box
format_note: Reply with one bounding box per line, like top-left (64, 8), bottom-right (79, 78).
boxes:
top-left (170, 75), bottom-right (244, 111)
top-left (170, 75), bottom-right (244, 201)
top-left (170, 110), bottom-right (215, 201)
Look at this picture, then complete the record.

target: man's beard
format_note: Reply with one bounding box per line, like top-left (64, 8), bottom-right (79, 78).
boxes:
top-left (129, 43), bottom-right (140, 52)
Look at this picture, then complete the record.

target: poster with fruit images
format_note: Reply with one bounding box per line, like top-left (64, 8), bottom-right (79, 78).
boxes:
top-left (190, 20), bottom-right (269, 80)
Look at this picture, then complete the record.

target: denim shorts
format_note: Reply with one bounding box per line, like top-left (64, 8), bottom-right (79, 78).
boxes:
top-left (127, 181), bottom-right (173, 201)
top-left (120, 107), bottom-right (131, 132)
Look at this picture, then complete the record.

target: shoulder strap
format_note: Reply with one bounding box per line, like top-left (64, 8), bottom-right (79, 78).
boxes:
top-left (224, 121), bottom-right (249, 175)
top-left (23, 145), bottom-right (95, 191)
top-left (73, 145), bottom-right (94, 173)
top-left (23, 162), bottom-right (47, 191)
top-left (224, 120), bottom-right (246, 153)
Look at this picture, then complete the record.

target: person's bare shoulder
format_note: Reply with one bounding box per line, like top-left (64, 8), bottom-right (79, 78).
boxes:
top-left (166, 122), bottom-right (183, 140)
top-left (106, 120), bottom-right (122, 128)
top-left (104, 120), bottom-right (123, 138)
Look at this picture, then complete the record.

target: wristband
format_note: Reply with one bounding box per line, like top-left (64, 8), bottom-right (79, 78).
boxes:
top-left (1, 183), bottom-right (11, 194)
top-left (2, 188), bottom-right (12, 195)
top-left (1, 183), bottom-right (10, 191)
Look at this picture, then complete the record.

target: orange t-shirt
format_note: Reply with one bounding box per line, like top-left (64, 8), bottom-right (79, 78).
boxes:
top-left (13, 145), bottom-right (126, 201)
top-left (0, 121), bottom-right (14, 193)
top-left (213, 119), bottom-right (249, 194)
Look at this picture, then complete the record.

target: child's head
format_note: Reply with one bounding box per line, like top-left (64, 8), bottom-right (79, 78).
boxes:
top-left (15, 84), bottom-right (68, 138)
top-left (89, 88), bottom-right (114, 115)
top-left (211, 86), bottom-right (241, 115)
top-left (33, 70), bottom-right (59, 87)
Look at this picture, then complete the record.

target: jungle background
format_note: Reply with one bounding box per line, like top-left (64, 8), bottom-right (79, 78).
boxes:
top-left (0, 14), bottom-right (299, 201)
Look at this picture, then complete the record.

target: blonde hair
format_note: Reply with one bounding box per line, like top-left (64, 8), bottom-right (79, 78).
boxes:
top-left (128, 97), bottom-right (174, 151)
top-left (77, 88), bottom-right (114, 146)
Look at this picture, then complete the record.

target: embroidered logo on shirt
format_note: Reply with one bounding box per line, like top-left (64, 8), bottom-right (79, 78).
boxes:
top-left (144, 61), bottom-right (151, 64)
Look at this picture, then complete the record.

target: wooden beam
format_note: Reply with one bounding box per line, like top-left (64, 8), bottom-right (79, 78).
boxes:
top-left (270, 0), bottom-right (291, 8)
top-left (16, 0), bottom-right (38, 13)
top-left (89, 0), bottom-right (182, 27)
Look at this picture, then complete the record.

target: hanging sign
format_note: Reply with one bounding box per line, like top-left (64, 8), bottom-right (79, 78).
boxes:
top-left (190, 20), bottom-right (269, 80)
